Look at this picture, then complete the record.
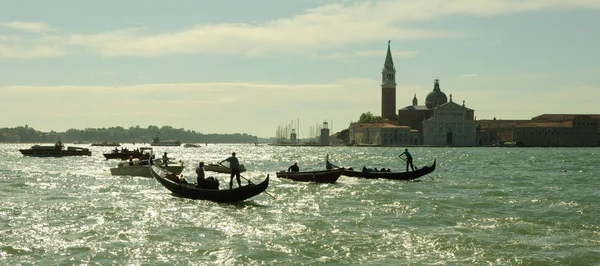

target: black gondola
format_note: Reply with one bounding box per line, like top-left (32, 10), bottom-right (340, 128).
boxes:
top-left (149, 166), bottom-right (269, 203)
top-left (339, 159), bottom-right (436, 180)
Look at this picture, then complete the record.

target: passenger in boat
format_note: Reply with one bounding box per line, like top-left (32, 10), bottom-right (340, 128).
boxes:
top-left (288, 162), bottom-right (300, 172)
top-left (398, 148), bottom-right (415, 172)
top-left (326, 160), bottom-right (339, 170)
top-left (196, 162), bottom-right (206, 183)
top-left (128, 156), bottom-right (134, 166)
top-left (180, 174), bottom-right (188, 184)
top-left (219, 152), bottom-right (243, 189)
top-left (162, 152), bottom-right (169, 167)
top-left (55, 141), bottom-right (63, 150)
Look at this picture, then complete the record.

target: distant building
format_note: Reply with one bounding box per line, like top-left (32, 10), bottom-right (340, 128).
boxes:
top-left (349, 122), bottom-right (417, 146)
top-left (320, 121), bottom-right (330, 145)
top-left (477, 114), bottom-right (600, 147)
top-left (422, 95), bottom-right (477, 146)
top-left (349, 42), bottom-right (477, 146)
top-left (381, 40), bottom-right (397, 121)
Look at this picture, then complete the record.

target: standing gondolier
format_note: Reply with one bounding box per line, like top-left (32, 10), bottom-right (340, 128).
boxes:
top-left (220, 152), bottom-right (243, 189)
top-left (398, 148), bottom-right (415, 172)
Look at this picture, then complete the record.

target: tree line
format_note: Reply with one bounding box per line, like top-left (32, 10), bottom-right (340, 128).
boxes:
top-left (0, 125), bottom-right (259, 144)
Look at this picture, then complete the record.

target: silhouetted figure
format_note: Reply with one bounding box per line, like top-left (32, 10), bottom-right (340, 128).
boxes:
top-left (288, 162), bottom-right (299, 172)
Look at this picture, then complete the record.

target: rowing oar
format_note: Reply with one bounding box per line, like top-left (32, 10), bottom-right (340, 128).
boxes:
top-left (218, 162), bottom-right (276, 199)
top-left (399, 156), bottom-right (434, 180)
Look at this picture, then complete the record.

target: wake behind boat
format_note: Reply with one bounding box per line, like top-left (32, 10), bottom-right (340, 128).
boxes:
top-left (276, 168), bottom-right (344, 183)
top-left (150, 166), bottom-right (269, 203)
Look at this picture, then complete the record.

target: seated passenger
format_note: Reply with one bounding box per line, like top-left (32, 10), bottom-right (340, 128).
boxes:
top-left (288, 162), bottom-right (299, 172)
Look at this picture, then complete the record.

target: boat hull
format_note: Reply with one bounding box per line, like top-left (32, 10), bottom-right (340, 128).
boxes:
top-left (150, 166), bottom-right (269, 203)
top-left (341, 159), bottom-right (436, 180)
top-left (276, 168), bottom-right (344, 183)
top-left (19, 146), bottom-right (91, 157)
top-left (110, 161), bottom-right (184, 178)
top-left (103, 151), bottom-right (147, 160)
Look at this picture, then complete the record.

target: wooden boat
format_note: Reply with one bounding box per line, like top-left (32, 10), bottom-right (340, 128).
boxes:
top-left (204, 163), bottom-right (246, 173)
top-left (110, 157), bottom-right (184, 178)
top-left (91, 142), bottom-right (121, 147)
top-left (275, 168), bottom-right (344, 183)
top-left (102, 147), bottom-right (150, 160)
top-left (150, 133), bottom-right (181, 146)
top-left (340, 159), bottom-right (436, 181)
top-left (183, 143), bottom-right (201, 148)
top-left (19, 145), bottom-right (91, 157)
top-left (150, 166), bottom-right (269, 203)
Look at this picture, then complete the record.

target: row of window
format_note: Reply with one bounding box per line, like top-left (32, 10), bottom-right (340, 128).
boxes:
top-left (516, 129), bottom-right (596, 136)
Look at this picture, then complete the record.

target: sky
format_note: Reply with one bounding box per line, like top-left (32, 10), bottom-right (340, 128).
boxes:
top-left (1, 0), bottom-right (599, 138)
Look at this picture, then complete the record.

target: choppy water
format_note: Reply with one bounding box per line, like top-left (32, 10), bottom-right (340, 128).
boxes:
top-left (1, 143), bottom-right (599, 265)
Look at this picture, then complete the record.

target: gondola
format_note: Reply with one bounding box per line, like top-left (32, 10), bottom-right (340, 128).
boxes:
top-left (149, 166), bottom-right (269, 203)
top-left (340, 159), bottom-right (436, 181)
top-left (275, 168), bottom-right (344, 183)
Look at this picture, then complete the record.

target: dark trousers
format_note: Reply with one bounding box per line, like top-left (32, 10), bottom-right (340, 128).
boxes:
top-left (406, 157), bottom-right (415, 172)
top-left (229, 168), bottom-right (241, 189)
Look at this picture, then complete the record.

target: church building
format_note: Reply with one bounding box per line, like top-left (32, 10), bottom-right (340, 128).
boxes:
top-left (349, 41), bottom-right (478, 146)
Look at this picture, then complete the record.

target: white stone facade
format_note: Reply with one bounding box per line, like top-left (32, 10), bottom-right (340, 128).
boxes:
top-left (422, 100), bottom-right (477, 146)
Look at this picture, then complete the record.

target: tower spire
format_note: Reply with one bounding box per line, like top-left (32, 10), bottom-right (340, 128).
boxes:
top-left (384, 40), bottom-right (394, 68)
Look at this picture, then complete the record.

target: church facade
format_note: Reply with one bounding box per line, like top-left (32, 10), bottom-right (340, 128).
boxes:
top-left (349, 41), bottom-right (478, 146)
top-left (422, 95), bottom-right (477, 146)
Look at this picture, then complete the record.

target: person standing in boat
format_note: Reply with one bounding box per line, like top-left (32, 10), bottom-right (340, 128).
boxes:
top-left (288, 162), bottom-right (299, 172)
top-left (162, 152), bottom-right (169, 167)
top-left (398, 148), bottom-right (415, 172)
top-left (196, 162), bottom-right (206, 187)
top-left (219, 152), bottom-right (243, 189)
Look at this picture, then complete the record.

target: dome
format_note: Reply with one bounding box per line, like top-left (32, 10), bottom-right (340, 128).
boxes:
top-left (425, 79), bottom-right (447, 109)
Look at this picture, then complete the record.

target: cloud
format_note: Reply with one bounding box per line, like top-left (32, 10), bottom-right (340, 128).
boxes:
top-left (0, 43), bottom-right (66, 59)
top-left (454, 74), bottom-right (478, 79)
top-left (0, 21), bottom-right (50, 33)
top-left (312, 49), bottom-right (419, 62)
top-left (3, 0), bottom-right (600, 59)
top-left (520, 72), bottom-right (551, 80)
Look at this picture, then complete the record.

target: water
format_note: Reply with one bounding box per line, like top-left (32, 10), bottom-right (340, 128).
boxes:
top-left (1, 144), bottom-right (599, 265)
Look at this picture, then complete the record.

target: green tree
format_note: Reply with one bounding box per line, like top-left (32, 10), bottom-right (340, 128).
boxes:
top-left (358, 112), bottom-right (382, 123)
top-left (336, 128), bottom-right (349, 143)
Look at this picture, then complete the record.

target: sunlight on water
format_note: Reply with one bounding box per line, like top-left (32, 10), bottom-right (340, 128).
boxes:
top-left (1, 144), bottom-right (600, 264)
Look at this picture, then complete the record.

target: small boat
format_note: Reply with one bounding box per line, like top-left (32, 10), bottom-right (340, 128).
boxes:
top-left (102, 147), bottom-right (151, 160)
top-left (204, 163), bottom-right (246, 173)
top-left (340, 159), bottom-right (436, 181)
top-left (149, 166), bottom-right (270, 203)
top-left (275, 168), bottom-right (344, 183)
top-left (110, 157), bottom-right (185, 178)
top-left (19, 144), bottom-right (91, 157)
top-left (183, 143), bottom-right (201, 148)
top-left (91, 142), bottom-right (121, 147)
top-left (150, 133), bottom-right (181, 146)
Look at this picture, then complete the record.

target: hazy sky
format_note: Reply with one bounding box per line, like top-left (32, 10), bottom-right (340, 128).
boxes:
top-left (1, 0), bottom-right (599, 138)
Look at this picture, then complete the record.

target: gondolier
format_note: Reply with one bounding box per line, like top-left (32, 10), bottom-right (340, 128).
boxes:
top-left (398, 148), bottom-right (415, 172)
top-left (220, 152), bottom-right (243, 189)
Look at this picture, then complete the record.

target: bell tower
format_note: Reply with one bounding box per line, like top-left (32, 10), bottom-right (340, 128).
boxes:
top-left (381, 40), bottom-right (396, 121)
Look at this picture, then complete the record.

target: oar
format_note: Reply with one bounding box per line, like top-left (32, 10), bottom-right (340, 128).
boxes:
top-left (218, 162), bottom-right (276, 199)
top-left (399, 156), bottom-right (434, 180)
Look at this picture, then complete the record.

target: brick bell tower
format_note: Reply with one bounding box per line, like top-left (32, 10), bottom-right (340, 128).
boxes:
top-left (381, 40), bottom-right (396, 121)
